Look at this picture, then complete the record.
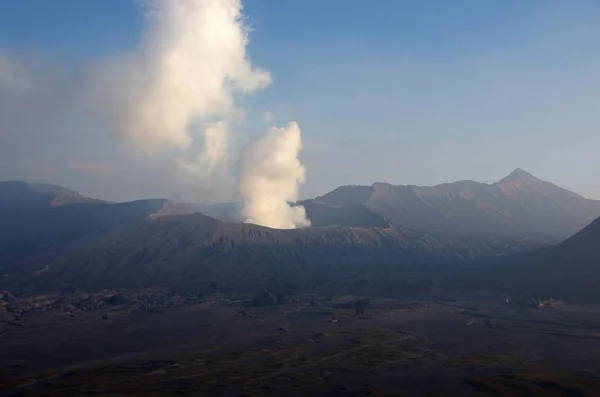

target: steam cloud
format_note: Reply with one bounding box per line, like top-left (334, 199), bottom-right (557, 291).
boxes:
top-left (90, 0), bottom-right (270, 163)
top-left (176, 121), bottom-right (229, 179)
top-left (0, 0), bottom-right (310, 228)
top-left (92, 0), bottom-right (309, 228)
top-left (239, 122), bottom-right (310, 229)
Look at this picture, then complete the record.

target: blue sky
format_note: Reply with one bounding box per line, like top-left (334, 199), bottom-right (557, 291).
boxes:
top-left (0, 0), bottom-right (599, 201)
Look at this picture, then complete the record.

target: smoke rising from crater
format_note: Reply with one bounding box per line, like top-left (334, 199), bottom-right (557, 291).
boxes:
top-left (176, 120), bottom-right (230, 179)
top-left (239, 122), bottom-right (310, 229)
top-left (92, 0), bottom-right (309, 228)
top-left (90, 0), bottom-right (271, 160)
top-left (0, 0), bottom-right (310, 228)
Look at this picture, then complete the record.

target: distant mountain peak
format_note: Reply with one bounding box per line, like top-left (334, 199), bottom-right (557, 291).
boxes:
top-left (499, 168), bottom-right (540, 184)
top-left (0, 180), bottom-right (105, 206)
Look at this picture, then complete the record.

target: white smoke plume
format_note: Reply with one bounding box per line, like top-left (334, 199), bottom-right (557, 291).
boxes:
top-left (92, 0), bottom-right (311, 228)
top-left (176, 120), bottom-right (230, 178)
top-left (90, 0), bottom-right (271, 162)
top-left (261, 110), bottom-right (275, 125)
top-left (239, 122), bottom-right (311, 229)
top-left (0, 0), bottom-right (311, 229)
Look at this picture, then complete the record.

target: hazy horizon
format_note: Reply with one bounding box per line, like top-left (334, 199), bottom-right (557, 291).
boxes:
top-left (3, 167), bottom-right (596, 205)
top-left (1, 0), bottom-right (599, 204)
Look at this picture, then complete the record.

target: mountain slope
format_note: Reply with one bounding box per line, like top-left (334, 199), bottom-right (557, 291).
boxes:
top-left (0, 183), bottom-right (453, 295)
top-left (0, 181), bottom-right (167, 265)
top-left (1, 213), bottom-right (452, 294)
top-left (0, 180), bottom-right (104, 209)
top-left (460, 216), bottom-right (600, 304)
top-left (1, 178), bottom-right (590, 299)
top-left (298, 200), bottom-right (390, 228)
top-left (311, 169), bottom-right (600, 242)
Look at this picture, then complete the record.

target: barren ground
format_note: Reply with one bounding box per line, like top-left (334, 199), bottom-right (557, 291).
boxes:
top-left (2, 295), bottom-right (600, 396)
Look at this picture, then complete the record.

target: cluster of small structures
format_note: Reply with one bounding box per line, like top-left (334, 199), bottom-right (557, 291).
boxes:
top-left (505, 295), bottom-right (565, 309)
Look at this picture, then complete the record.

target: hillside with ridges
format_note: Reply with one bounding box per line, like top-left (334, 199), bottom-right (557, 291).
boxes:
top-left (1, 213), bottom-right (450, 294)
top-left (312, 169), bottom-right (600, 242)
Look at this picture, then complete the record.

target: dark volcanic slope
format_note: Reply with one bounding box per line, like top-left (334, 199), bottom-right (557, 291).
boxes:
top-left (3, 179), bottom-right (590, 300)
top-left (299, 200), bottom-right (390, 228)
top-left (0, 181), bottom-right (166, 265)
top-left (311, 169), bottom-right (600, 242)
top-left (554, 216), bottom-right (600, 260)
top-left (2, 213), bottom-right (450, 294)
top-left (0, 181), bottom-right (536, 297)
top-left (469, 216), bottom-right (600, 304)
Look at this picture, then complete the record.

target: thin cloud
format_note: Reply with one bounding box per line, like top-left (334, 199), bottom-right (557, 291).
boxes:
top-left (261, 110), bottom-right (274, 125)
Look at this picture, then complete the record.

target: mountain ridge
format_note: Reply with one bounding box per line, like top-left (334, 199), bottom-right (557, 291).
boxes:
top-left (311, 169), bottom-right (600, 242)
top-left (0, 211), bottom-right (451, 294)
top-left (0, 180), bottom-right (106, 207)
top-left (1, 176), bottom-right (599, 302)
